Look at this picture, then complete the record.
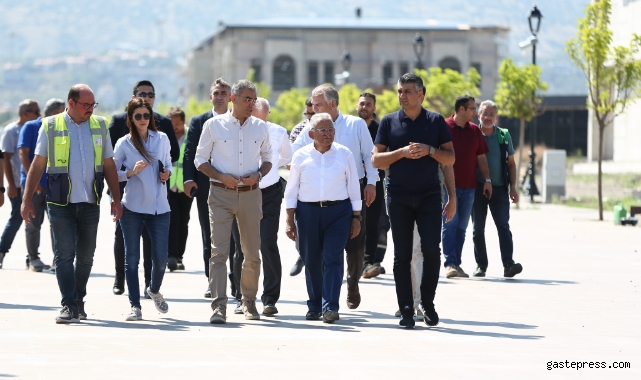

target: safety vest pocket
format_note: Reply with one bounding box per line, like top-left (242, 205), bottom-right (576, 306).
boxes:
top-left (47, 173), bottom-right (70, 204)
top-left (53, 136), bottom-right (70, 167)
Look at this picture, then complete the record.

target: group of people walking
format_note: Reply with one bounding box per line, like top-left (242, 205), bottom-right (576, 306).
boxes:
top-left (0, 72), bottom-right (522, 329)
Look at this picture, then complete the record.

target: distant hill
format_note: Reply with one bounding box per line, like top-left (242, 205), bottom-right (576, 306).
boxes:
top-left (0, 0), bottom-right (590, 109)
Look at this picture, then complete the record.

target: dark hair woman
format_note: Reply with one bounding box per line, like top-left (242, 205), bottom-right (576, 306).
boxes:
top-left (113, 98), bottom-right (173, 321)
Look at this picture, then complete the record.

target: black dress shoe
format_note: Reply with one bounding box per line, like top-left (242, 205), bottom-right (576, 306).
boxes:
top-left (289, 257), bottom-right (304, 276)
top-left (305, 311), bottom-right (322, 320)
top-left (504, 263), bottom-right (523, 278)
top-left (322, 310), bottom-right (339, 324)
top-left (167, 257), bottom-right (178, 272)
top-left (113, 277), bottom-right (125, 295)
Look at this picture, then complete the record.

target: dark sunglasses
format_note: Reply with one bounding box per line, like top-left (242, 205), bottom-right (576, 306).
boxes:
top-left (133, 112), bottom-right (151, 121)
top-left (137, 92), bottom-right (155, 99)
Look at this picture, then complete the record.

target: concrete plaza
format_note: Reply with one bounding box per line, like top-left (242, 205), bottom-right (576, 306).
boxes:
top-left (0, 197), bottom-right (639, 379)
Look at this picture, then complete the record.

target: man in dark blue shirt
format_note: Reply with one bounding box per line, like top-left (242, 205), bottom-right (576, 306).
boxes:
top-left (18, 99), bottom-right (66, 272)
top-left (372, 73), bottom-right (455, 329)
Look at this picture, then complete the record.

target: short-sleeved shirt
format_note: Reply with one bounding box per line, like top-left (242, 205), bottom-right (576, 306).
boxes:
top-left (35, 112), bottom-right (114, 204)
top-left (375, 108), bottom-right (452, 196)
top-left (445, 116), bottom-right (489, 189)
top-left (1, 121), bottom-right (24, 188)
top-left (476, 126), bottom-right (515, 186)
top-left (17, 117), bottom-right (48, 189)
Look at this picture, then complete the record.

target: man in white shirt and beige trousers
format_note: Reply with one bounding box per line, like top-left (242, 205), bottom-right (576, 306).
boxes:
top-left (195, 80), bottom-right (272, 324)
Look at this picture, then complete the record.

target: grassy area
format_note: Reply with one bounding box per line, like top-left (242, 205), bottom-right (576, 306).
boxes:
top-left (553, 195), bottom-right (640, 212)
top-left (567, 173), bottom-right (641, 188)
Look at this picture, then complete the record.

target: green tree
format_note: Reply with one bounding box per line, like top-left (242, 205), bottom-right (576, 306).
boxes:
top-left (375, 88), bottom-right (401, 119)
top-left (566, 0), bottom-right (641, 220)
top-left (416, 67), bottom-right (481, 116)
top-left (269, 87), bottom-right (309, 131)
top-left (337, 83), bottom-right (362, 116)
top-left (247, 68), bottom-right (271, 99)
top-left (494, 58), bottom-right (547, 195)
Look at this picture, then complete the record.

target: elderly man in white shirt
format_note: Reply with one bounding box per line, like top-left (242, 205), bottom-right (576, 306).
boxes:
top-left (285, 113), bottom-right (362, 323)
top-left (229, 97), bottom-right (292, 316)
top-left (195, 79), bottom-right (272, 324)
top-left (291, 84), bottom-right (378, 310)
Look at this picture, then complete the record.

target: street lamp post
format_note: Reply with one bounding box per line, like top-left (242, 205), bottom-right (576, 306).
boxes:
top-left (523, 5), bottom-right (543, 202)
top-left (340, 50), bottom-right (351, 84)
top-left (412, 33), bottom-right (425, 70)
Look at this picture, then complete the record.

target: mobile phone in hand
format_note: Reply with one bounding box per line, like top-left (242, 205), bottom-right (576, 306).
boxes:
top-left (190, 186), bottom-right (198, 197)
top-left (158, 160), bottom-right (164, 173)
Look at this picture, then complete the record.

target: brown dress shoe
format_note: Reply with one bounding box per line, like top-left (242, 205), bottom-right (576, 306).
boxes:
top-left (346, 287), bottom-right (361, 309)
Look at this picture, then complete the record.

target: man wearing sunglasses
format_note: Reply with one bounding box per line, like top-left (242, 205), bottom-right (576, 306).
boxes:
top-left (108, 80), bottom-right (180, 297)
top-left (0, 99), bottom-right (40, 271)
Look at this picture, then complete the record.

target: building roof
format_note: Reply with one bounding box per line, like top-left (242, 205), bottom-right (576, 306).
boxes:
top-left (195, 17), bottom-right (508, 49)
top-left (218, 17), bottom-right (507, 32)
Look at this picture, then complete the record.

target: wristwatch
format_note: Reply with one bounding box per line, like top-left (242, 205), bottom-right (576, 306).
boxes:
top-left (0, 187), bottom-right (4, 194)
top-left (257, 172), bottom-right (263, 182)
top-left (352, 215), bottom-right (362, 221)
top-left (485, 178), bottom-right (492, 183)
top-left (428, 146), bottom-right (435, 157)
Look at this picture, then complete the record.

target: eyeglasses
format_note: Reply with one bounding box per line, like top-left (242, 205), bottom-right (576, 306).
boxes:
top-left (240, 96), bottom-right (258, 104)
top-left (465, 106), bottom-right (477, 111)
top-left (313, 128), bottom-right (335, 134)
top-left (133, 112), bottom-right (151, 121)
top-left (137, 92), bottom-right (155, 99)
top-left (73, 100), bottom-right (99, 110)
top-left (303, 112), bottom-right (315, 117)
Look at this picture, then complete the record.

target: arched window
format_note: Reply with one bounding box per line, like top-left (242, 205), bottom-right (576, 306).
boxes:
top-left (438, 57), bottom-right (461, 73)
top-left (273, 55), bottom-right (296, 91)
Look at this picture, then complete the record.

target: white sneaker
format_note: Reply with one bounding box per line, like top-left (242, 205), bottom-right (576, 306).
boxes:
top-left (147, 288), bottom-right (168, 313)
top-left (126, 306), bottom-right (142, 321)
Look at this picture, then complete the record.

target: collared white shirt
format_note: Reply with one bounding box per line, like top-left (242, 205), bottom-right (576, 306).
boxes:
top-left (113, 130), bottom-right (173, 215)
top-left (291, 111), bottom-right (378, 185)
top-left (260, 122), bottom-right (292, 189)
top-left (285, 142), bottom-right (362, 211)
top-left (194, 112), bottom-right (272, 181)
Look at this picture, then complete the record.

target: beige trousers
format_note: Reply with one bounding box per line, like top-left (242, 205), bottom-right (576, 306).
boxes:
top-left (208, 185), bottom-right (262, 310)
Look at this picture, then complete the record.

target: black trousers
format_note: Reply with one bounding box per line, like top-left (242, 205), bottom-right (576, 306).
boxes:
top-left (231, 180), bottom-right (284, 305)
top-left (168, 191), bottom-right (194, 260)
top-left (364, 171), bottom-right (389, 265)
top-left (196, 193), bottom-right (212, 277)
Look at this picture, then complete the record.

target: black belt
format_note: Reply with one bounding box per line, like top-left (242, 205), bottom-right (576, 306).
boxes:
top-left (261, 181), bottom-right (280, 192)
top-left (302, 199), bottom-right (349, 208)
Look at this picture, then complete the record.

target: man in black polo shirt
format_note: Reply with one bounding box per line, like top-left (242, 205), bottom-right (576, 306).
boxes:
top-left (372, 73), bottom-right (455, 329)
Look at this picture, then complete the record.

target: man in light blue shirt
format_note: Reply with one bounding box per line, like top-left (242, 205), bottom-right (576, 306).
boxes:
top-left (21, 84), bottom-right (122, 324)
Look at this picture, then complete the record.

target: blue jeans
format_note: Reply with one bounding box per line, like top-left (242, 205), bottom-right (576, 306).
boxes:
top-left (296, 200), bottom-right (351, 313)
top-left (120, 207), bottom-right (170, 309)
top-left (48, 202), bottom-right (100, 311)
top-left (387, 189), bottom-right (442, 317)
top-left (441, 187), bottom-right (475, 268)
top-left (472, 183), bottom-right (514, 268)
top-left (0, 188), bottom-right (23, 254)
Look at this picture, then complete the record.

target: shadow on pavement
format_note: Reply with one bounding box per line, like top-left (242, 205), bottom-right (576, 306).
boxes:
top-left (430, 326), bottom-right (544, 340)
top-left (0, 302), bottom-right (58, 311)
top-left (440, 318), bottom-right (537, 329)
top-left (476, 278), bottom-right (577, 285)
top-left (0, 374), bottom-right (17, 378)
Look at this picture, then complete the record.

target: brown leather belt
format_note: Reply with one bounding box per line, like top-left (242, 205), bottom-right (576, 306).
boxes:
top-left (211, 182), bottom-right (258, 192)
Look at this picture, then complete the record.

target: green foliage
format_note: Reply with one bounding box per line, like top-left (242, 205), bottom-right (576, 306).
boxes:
top-left (337, 83), bottom-right (362, 116)
top-left (375, 89), bottom-right (401, 119)
top-left (566, 0), bottom-right (641, 123)
top-left (494, 58), bottom-right (547, 121)
top-left (269, 87), bottom-right (309, 131)
top-left (566, 0), bottom-right (641, 220)
top-left (416, 67), bottom-right (481, 116)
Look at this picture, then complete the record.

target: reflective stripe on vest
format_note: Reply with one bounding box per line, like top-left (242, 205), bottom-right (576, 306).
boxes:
top-left (43, 114), bottom-right (108, 205)
top-left (169, 128), bottom-right (188, 192)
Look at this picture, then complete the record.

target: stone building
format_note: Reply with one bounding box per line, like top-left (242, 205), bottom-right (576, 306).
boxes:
top-left (186, 16), bottom-right (508, 103)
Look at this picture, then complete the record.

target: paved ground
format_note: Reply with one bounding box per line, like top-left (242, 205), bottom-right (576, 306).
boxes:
top-left (0, 198), bottom-right (639, 379)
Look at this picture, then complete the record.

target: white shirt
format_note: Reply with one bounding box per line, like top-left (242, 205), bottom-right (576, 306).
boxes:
top-left (260, 122), bottom-right (292, 188)
top-left (1, 121), bottom-right (24, 188)
top-left (291, 111), bottom-right (378, 185)
top-left (113, 130), bottom-right (173, 215)
top-left (194, 112), bottom-right (272, 182)
top-left (285, 142), bottom-right (362, 211)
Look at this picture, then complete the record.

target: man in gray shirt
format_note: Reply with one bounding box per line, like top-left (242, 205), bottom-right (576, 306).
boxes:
top-left (21, 84), bottom-right (122, 324)
top-left (0, 99), bottom-right (40, 270)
